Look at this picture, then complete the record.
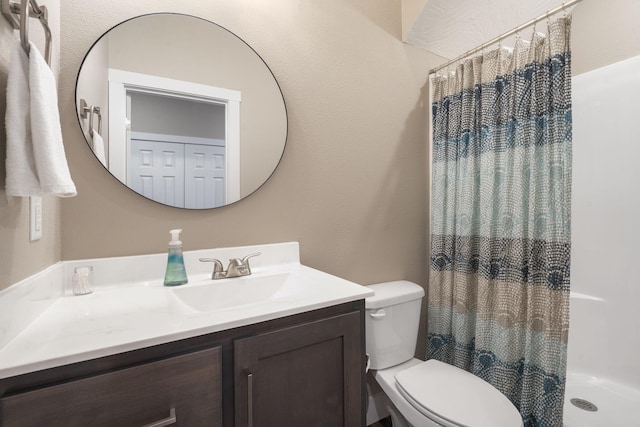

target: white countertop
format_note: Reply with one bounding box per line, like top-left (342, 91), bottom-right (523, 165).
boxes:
top-left (0, 242), bottom-right (373, 379)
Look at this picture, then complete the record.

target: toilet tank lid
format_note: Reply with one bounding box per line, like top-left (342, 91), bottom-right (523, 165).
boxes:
top-left (365, 280), bottom-right (424, 309)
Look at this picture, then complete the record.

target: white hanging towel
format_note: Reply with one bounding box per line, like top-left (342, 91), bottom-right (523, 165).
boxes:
top-left (91, 131), bottom-right (106, 167)
top-left (5, 41), bottom-right (76, 197)
top-left (5, 41), bottom-right (39, 195)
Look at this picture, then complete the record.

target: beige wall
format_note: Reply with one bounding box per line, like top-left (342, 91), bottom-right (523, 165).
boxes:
top-left (572, 0), bottom-right (640, 76)
top-left (0, 0), bottom-right (62, 290)
top-left (1, 0), bottom-right (638, 335)
top-left (57, 0), bottom-right (439, 291)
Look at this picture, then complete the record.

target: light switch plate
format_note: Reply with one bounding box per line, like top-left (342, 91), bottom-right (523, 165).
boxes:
top-left (29, 196), bottom-right (42, 241)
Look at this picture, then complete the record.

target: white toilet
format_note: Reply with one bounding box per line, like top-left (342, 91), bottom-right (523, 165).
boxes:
top-left (366, 281), bottom-right (524, 427)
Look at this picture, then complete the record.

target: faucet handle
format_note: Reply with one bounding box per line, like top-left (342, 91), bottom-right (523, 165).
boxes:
top-left (199, 258), bottom-right (225, 279)
top-left (240, 252), bottom-right (261, 264)
top-left (226, 252), bottom-right (261, 277)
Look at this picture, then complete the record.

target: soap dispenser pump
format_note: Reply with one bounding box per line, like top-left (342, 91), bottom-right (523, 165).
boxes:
top-left (164, 229), bottom-right (188, 286)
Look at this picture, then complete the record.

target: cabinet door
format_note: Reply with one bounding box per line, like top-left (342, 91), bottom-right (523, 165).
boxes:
top-left (1, 347), bottom-right (222, 427)
top-left (234, 312), bottom-right (364, 427)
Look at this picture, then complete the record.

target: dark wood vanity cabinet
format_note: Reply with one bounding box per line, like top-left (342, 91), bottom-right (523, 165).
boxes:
top-left (0, 348), bottom-right (222, 427)
top-left (234, 312), bottom-right (363, 427)
top-left (0, 301), bottom-right (366, 427)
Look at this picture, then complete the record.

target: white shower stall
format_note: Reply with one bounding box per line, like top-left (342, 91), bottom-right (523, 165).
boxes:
top-left (566, 54), bottom-right (640, 426)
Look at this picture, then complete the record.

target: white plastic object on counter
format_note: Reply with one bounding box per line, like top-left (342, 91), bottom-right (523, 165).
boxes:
top-left (72, 266), bottom-right (94, 295)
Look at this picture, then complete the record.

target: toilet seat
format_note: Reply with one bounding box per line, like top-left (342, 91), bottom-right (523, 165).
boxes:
top-left (395, 360), bottom-right (523, 427)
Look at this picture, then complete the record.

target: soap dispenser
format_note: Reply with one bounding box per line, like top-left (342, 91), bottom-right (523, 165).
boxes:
top-left (164, 229), bottom-right (188, 286)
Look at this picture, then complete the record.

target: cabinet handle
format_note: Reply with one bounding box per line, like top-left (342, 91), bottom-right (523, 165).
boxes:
top-left (247, 371), bottom-right (254, 427)
top-left (142, 407), bottom-right (177, 427)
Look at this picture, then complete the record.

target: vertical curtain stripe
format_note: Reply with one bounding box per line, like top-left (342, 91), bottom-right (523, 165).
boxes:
top-left (428, 17), bottom-right (572, 427)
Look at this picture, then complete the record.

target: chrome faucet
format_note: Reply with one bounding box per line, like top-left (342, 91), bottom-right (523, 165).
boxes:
top-left (199, 252), bottom-right (261, 280)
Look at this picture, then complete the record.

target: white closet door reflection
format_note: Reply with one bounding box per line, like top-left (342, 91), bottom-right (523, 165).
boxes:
top-left (185, 144), bottom-right (226, 209)
top-left (129, 134), bottom-right (227, 209)
top-left (129, 139), bottom-right (185, 207)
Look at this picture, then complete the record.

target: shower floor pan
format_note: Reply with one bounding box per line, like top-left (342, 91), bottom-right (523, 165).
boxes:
top-left (564, 372), bottom-right (640, 427)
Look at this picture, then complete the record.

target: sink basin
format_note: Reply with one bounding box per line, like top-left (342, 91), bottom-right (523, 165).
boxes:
top-left (171, 272), bottom-right (303, 312)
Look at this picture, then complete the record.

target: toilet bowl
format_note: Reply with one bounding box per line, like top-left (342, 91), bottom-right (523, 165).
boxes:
top-left (366, 281), bottom-right (523, 427)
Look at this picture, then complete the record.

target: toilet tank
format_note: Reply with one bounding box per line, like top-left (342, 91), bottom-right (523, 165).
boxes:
top-left (365, 281), bottom-right (425, 370)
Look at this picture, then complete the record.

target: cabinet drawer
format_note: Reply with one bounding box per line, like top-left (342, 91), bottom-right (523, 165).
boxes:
top-left (1, 347), bottom-right (222, 427)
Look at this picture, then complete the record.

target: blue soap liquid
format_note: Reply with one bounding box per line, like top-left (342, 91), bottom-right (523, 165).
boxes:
top-left (164, 248), bottom-right (188, 286)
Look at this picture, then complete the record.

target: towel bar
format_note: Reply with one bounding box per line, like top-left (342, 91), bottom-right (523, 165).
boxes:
top-left (1, 0), bottom-right (52, 65)
top-left (80, 99), bottom-right (102, 137)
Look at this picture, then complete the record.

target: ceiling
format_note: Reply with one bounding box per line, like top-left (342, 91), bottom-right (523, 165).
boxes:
top-left (405, 0), bottom-right (569, 60)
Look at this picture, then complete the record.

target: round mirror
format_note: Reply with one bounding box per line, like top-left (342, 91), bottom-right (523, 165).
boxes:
top-left (75, 13), bottom-right (287, 209)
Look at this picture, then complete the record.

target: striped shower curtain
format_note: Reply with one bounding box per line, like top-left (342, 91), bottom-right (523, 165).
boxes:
top-left (427, 17), bottom-right (572, 427)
